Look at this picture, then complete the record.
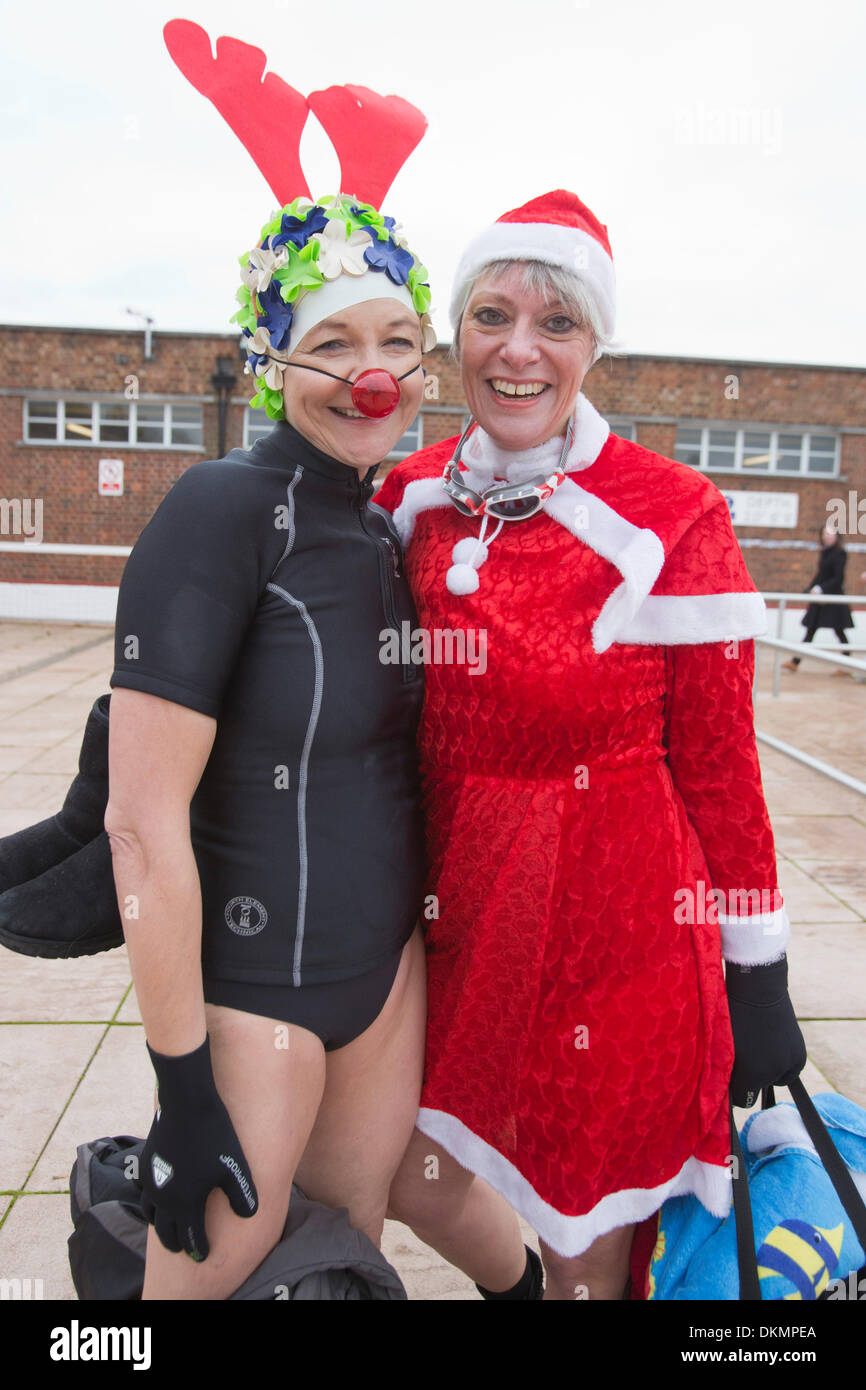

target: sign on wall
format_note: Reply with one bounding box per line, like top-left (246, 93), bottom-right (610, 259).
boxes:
top-left (721, 490), bottom-right (798, 528)
top-left (98, 459), bottom-right (124, 496)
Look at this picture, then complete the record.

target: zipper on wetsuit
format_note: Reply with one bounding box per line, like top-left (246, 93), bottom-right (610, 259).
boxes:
top-left (354, 482), bottom-right (417, 684)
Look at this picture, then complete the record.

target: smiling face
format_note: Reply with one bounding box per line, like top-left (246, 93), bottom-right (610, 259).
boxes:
top-left (458, 263), bottom-right (596, 452)
top-left (280, 298), bottom-right (424, 472)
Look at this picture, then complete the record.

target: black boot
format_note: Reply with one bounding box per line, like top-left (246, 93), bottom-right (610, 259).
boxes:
top-left (0, 694), bottom-right (111, 894)
top-left (0, 832), bottom-right (124, 958)
top-left (475, 1245), bottom-right (544, 1300)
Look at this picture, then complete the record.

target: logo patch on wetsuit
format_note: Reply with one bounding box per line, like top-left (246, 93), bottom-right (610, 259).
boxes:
top-left (225, 896), bottom-right (268, 936)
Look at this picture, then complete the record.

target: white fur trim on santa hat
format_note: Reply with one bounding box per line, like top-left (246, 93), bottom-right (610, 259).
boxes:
top-left (416, 1107), bottom-right (732, 1256)
top-left (449, 220), bottom-right (616, 339)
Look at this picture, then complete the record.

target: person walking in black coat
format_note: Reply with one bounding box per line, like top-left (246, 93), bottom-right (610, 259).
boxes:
top-left (782, 526), bottom-right (853, 671)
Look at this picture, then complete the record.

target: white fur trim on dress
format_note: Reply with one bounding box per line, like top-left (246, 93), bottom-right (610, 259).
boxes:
top-left (720, 904), bottom-right (791, 964)
top-left (614, 592), bottom-right (769, 646)
top-left (449, 222), bottom-right (616, 339)
top-left (416, 1107), bottom-right (732, 1258)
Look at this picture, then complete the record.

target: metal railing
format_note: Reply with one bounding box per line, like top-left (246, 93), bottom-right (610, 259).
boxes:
top-left (754, 593), bottom-right (866, 797)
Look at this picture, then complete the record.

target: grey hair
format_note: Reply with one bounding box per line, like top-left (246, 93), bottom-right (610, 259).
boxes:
top-left (449, 258), bottom-right (621, 364)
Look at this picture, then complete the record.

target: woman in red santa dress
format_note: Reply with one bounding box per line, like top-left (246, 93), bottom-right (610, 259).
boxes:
top-left (377, 190), bottom-right (806, 1300)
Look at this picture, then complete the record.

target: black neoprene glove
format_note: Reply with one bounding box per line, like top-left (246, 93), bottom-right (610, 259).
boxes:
top-left (725, 955), bottom-right (807, 1108)
top-left (141, 1035), bottom-right (258, 1261)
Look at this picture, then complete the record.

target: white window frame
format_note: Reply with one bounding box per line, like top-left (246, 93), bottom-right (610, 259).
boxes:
top-left (674, 423), bottom-right (839, 477)
top-left (22, 398), bottom-right (204, 450)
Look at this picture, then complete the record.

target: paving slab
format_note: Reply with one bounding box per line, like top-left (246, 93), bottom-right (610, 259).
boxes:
top-left (0, 951), bottom-right (132, 1024)
top-left (28, 1025), bottom-right (152, 1192)
top-left (799, 1023), bottom-right (866, 1108)
top-left (0, 773), bottom-right (74, 813)
top-left (772, 815), bottom-right (866, 861)
top-left (381, 1222), bottom-right (481, 1299)
top-left (0, 744), bottom-right (52, 777)
top-left (793, 862), bottom-right (866, 918)
top-left (16, 741), bottom-right (83, 777)
top-left (0, 1024), bottom-right (104, 1190)
top-left (0, 722), bottom-right (82, 749)
top-left (116, 982), bottom-right (142, 1024)
top-left (0, 1194), bottom-right (77, 1300)
top-left (777, 857), bottom-right (861, 922)
top-left (0, 809), bottom-right (50, 836)
top-left (788, 921), bottom-right (866, 1020)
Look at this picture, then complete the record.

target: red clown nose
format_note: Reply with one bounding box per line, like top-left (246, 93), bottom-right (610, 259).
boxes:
top-left (351, 369), bottom-right (401, 418)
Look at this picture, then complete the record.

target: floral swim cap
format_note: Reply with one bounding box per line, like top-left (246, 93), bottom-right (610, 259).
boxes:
top-left (232, 193), bottom-right (436, 421)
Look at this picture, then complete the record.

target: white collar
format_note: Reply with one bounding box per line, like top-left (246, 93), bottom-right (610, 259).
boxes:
top-left (459, 391), bottom-right (610, 492)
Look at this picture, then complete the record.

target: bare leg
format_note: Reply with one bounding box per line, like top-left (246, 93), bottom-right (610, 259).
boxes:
top-left (294, 925), bottom-right (427, 1247)
top-left (387, 1128), bottom-right (527, 1291)
top-left (539, 1223), bottom-right (636, 1301)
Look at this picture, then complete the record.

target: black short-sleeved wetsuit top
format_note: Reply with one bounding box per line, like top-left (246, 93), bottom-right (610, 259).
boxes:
top-left (110, 420), bottom-right (426, 990)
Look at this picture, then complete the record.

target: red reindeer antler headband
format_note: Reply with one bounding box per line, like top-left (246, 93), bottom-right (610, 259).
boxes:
top-left (162, 19), bottom-right (427, 206)
top-left (162, 20), bottom-right (434, 423)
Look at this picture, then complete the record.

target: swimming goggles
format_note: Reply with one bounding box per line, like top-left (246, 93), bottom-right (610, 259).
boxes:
top-left (442, 413), bottom-right (575, 521)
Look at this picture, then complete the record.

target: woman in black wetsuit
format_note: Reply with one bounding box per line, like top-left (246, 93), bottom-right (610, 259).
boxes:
top-left (782, 525), bottom-right (854, 671)
top-left (105, 193), bottom-right (438, 1297)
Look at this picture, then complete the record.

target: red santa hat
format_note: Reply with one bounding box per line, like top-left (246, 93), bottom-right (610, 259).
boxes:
top-left (449, 189), bottom-right (615, 343)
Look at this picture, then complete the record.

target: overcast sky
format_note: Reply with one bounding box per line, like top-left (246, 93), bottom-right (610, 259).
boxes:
top-left (2, 0), bottom-right (864, 366)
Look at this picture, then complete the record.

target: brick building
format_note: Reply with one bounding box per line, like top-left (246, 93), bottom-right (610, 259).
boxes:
top-left (1, 323), bottom-right (864, 619)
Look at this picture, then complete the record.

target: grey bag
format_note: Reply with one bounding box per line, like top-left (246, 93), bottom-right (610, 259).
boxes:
top-left (69, 1135), bottom-right (406, 1301)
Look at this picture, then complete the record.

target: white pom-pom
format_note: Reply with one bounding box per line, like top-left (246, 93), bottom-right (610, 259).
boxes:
top-left (451, 538), bottom-right (488, 566)
top-left (446, 563), bottom-right (480, 595)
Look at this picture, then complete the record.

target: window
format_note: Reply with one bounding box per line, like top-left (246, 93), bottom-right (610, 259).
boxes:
top-left (674, 427), bottom-right (702, 468)
top-left (607, 418), bottom-right (636, 441)
top-left (387, 413), bottom-right (423, 460)
top-left (99, 402), bottom-right (131, 444)
top-left (25, 400), bottom-right (59, 440)
top-left (243, 407), bottom-right (276, 449)
top-left (674, 424), bottom-right (839, 476)
top-left (64, 401), bottom-right (93, 442)
top-left (170, 404), bottom-right (203, 446)
top-left (807, 435), bottom-right (837, 475)
top-left (741, 430), bottom-right (773, 470)
top-left (23, 399), bottom-right (203, 448)
top-left (135, 404), bottom-right (165, 444)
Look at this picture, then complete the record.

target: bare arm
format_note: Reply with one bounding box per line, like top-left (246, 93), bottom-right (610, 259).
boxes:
top-left (105, 688), bottom-right (217, 1056)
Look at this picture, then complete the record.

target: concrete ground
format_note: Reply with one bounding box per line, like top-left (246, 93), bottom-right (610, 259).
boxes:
top-left (0, 620), bottom-right (863, 1300)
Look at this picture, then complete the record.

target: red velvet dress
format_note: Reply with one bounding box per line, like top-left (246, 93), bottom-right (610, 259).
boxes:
top-left (374, 395), bottom-right (789, 1256)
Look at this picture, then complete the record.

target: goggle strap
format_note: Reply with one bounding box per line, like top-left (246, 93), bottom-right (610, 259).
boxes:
top-left (275, 358), bottom-right (423, 387)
